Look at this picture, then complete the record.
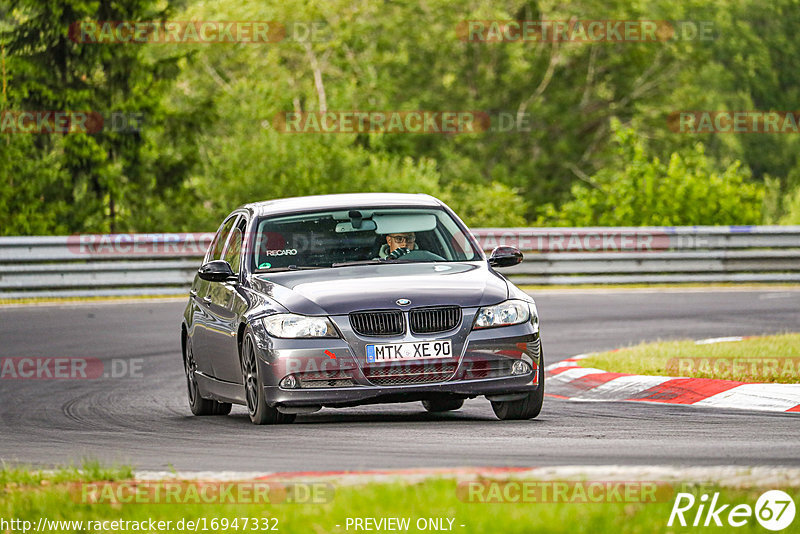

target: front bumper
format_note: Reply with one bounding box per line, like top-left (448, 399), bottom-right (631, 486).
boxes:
top-left (264, 375), bottom-right (538, 408)
top-left (250, 309), bottom-right (541, 408)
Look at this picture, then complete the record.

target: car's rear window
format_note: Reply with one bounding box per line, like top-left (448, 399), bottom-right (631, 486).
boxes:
top-left (252, 207), bottom-right (480, 270)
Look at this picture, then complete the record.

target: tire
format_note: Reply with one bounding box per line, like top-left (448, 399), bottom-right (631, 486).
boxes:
top-left (241, 329), bottom-right (295, 425)
top-left (491, 352), bottom-right (545, 421)
top-left (422, 398), bottom-right (464, 412)
top-left (184, 337), bottom-right (232, 416)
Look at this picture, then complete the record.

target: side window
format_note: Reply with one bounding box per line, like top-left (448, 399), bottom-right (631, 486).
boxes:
top-left (223, 219), bottom-right (246, 274)
top-left (207, 216), bottom-right (238, 261)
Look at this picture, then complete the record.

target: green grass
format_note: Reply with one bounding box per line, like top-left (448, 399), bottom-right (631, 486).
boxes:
top-left (2, 465), bottom-right (798, 534)
top-left (581, 333), bottom-right (800, 383)
top-left (0, 460), bottom-right (133, 486)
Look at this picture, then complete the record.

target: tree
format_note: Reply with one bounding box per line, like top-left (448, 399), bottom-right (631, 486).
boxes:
top-left (1, 0), bottom-right (200, 233)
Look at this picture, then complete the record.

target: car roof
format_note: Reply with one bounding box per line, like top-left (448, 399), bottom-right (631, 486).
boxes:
top-left (241, 193), bottom-right (444, 217)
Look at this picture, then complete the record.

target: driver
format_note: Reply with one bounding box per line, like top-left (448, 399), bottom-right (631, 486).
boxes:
top-left (378, 232), bottom-right (418, 259)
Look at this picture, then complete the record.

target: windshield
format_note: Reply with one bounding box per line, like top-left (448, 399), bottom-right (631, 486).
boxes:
top-left (251, 207), bottom-right (481, 271)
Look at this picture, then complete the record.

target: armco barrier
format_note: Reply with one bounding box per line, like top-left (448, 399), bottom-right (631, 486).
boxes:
top-left (0, 226), bottom-right (798, 298)
top-left (473, 226), bottom-right (800, 285)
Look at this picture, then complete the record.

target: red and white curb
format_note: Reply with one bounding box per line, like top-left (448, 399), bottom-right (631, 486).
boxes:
top-left (545, 338), bottom-right (800, 414)
top-left (133, 466), bottom-right (800, 487)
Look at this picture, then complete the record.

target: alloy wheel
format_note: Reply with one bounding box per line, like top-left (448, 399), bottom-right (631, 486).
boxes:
top-left (185, 343), bottom-right (198, 405)
top-left (242, 336), bottom-right (259, 415)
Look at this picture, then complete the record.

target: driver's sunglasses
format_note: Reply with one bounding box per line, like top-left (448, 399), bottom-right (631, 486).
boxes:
top-left (389, 234), bottom-right (416, 244)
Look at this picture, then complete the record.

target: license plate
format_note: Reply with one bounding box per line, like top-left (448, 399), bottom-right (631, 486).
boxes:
top-left (366, 340), bottom-right (452, 363)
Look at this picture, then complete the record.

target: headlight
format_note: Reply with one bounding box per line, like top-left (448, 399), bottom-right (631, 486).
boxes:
top-left (261, 314), bottom-right (338, 338)
top-left (473, 300), bottom-right (531, 330)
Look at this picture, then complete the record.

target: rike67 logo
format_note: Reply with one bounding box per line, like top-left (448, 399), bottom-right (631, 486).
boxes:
top-left (668, 490), bottom-right (795, 531)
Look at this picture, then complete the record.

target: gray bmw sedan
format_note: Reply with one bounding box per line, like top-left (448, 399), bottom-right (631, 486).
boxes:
top-left (182, 193), bottom-right (543, 424)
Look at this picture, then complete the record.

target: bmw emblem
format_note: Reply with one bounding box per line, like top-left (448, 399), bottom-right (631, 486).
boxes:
top-left (396, 298), bottom-right (411, 306)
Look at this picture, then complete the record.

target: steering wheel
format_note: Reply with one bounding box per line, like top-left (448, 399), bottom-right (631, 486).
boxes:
top-left (385, 248), bottom-right (445, 261)
top-left (386, 247), bottom-right (411, 260)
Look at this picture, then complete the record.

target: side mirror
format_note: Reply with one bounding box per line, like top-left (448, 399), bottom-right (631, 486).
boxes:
top-left (488, 246), bottom-right (523, 268)
top-left (198, 260), bottom-right (236, 282)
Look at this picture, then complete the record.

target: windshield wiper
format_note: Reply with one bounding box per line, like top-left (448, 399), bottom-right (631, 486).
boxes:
top-left (331, 259), bottom-right (394, 267)
top-left (258, 265), bottom-right (327, 272)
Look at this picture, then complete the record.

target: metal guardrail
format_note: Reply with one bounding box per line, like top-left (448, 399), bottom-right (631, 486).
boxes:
top-left (484, 226), bottom-right (800, 285)
top-left (0, 226), bottom-right (798, 298)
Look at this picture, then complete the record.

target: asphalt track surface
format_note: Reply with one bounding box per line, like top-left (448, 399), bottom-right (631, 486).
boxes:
top-left (1, 289), bottom-right (798, 472)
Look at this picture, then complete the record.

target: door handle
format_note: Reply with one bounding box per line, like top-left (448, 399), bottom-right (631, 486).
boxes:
top-left (202, 296), bottom-right (212, 304)
top-left (189, 289), bottom-right (197, 296)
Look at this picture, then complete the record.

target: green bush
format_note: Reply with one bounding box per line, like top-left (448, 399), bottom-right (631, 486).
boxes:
top-left (539, 121), bottom-right (764, 226)
top-left (779, 186), bottom-right (800, 224)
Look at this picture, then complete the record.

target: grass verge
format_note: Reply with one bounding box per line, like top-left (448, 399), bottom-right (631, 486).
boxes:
top-left (0, 460), bottom-right (133, 486)
top-left (1, 465), bottom-right (798, 534)
top-left (580, 333), bottom-right (800, 383)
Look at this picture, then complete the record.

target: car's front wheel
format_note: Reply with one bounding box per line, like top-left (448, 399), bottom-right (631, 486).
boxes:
top-left (184, 337), bottom-right (231, 416)
top-left (491, 353), bottom-right (544, 421)
top-left (241, 328), bottom-right (295, 425)
top-left (422, 398), bottom-right (464, 412)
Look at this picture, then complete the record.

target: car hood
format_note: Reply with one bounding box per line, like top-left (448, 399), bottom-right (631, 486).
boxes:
top-left (250, 262), bottom-right (509, 315)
